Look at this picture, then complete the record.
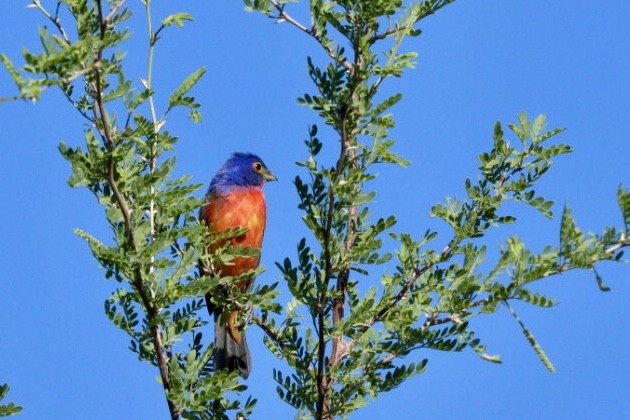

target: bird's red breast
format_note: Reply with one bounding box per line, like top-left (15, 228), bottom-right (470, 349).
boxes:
top-left (201, 186), bottom-right (267, 288)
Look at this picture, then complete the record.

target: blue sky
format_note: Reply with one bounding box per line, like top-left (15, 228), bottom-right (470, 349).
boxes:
top-left (1, 1), bottom-right (629, 419)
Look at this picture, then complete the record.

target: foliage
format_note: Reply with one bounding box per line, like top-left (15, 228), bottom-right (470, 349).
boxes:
top-left (0, 1), bottom-right (275, 418)
top-left (0, 384), bottom-right (22, 417)
top-left (245, 1), bottom-right (630, 419)
top-left (1, 1), bottom-right (628, 419)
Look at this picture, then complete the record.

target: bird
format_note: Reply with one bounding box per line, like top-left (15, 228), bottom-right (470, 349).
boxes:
top-left (199, 152), bottom-right (276, 379)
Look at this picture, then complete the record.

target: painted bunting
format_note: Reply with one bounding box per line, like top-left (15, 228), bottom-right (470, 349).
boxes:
top-left (199, 152), bottom-right (276, 379)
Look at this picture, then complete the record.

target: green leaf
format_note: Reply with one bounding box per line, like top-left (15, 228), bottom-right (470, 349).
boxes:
top-left (167, 67), bottom-right (206, 121)
top-left (168, 67), bottom-right (206, 105)
top-left (617, 184), bottom-right (630, 235)
top-left (0, 53), bottom-right (25, 90)
top-left (593, 268), bottom-right (611, 292)
top-left (518, 289), bottom-right (556, 308)
top-left (559, 205), bottom-right (582, 258)
top-left (161, 12), bottom-right (194, 29)
top-left (506, 303), bottom-right (555, 373)
top-left (480, 353), bottom-right (503, 363)
top-left (0, 383), bottom-right (23, 417)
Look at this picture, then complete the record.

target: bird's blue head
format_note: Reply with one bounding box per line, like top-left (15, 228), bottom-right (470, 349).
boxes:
top-left (209, 152), bottom-right (277, 194)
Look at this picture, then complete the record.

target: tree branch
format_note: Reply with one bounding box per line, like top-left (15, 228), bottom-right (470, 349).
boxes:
top-left (104, 0), bottom-right (126, 24)
top-left (369, 0), bottom-right (456, 44)
top-left (30, 0), bottom-right (71, 44)
top-left (269, 0), bottom-right (353, 74)
top-left (605, 238), bottom-right (630, 255)
top-left (251, 313), bottom-right (306, 367)
top-left (0, 62), bottom-right (102, 103)
top-left (92, 1), bottom-right (178, 418)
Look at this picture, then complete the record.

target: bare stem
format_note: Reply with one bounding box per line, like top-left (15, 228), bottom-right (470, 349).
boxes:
top-left (30, 0), bottom-right (71, 44)
top-left (605, 238), bottom-right (630, 255)
top-left (104, 0), bottom-right (126, 24)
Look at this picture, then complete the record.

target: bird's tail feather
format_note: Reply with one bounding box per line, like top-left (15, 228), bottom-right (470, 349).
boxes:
top-left (213, 309), bottom-right (251, 379)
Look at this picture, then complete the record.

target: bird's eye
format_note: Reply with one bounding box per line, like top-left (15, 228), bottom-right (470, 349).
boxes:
top-left (252, 162), bottom-right (263, 171)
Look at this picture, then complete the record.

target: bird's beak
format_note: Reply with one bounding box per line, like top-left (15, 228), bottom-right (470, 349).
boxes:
top-left (261, 167), bottom-right (278, 182)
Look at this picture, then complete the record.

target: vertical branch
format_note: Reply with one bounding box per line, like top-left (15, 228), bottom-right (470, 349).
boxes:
top-left (143, 0), bottom-right (159, 266)
top-left (316, 18), bottom-right (365, 418)
top-left (316, 171), bottom-right (337, 418)
top-left (140, 5), bottom-right (178, 417)
top-left (315, 277), bottom-right (328, 419)
top-left (316, 103), bottom-right (355, 419)
top-left (93, 1), bottom-right (178, 418)
top-left (316, 94), bottom-right (351, 420)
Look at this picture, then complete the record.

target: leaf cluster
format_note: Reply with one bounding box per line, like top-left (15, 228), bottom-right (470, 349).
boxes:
top-left (245, 1), bottom-right (629, 418)
top-left (2, 1), bottom-right (629, 419)
top-left (0, 1), bottom-right (275, 418)
top-left (0, 384), bottom-right (22, 417)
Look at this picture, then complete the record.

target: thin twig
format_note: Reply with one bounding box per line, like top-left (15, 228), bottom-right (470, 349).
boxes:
top-left (0, 62), bottom-right (102, 103)
top-left (369, 0), bottom-right (455, 44)
top-left (104, 0), bottom-right (126, 24)
top-left (268, 0), bottom-right (353, 74)
top-left (605, 238), bottom-right (630, 254)
top-left (30, 0), bottom-right (71, 44)
top-left (251, 314), bottom-right (312, 389)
